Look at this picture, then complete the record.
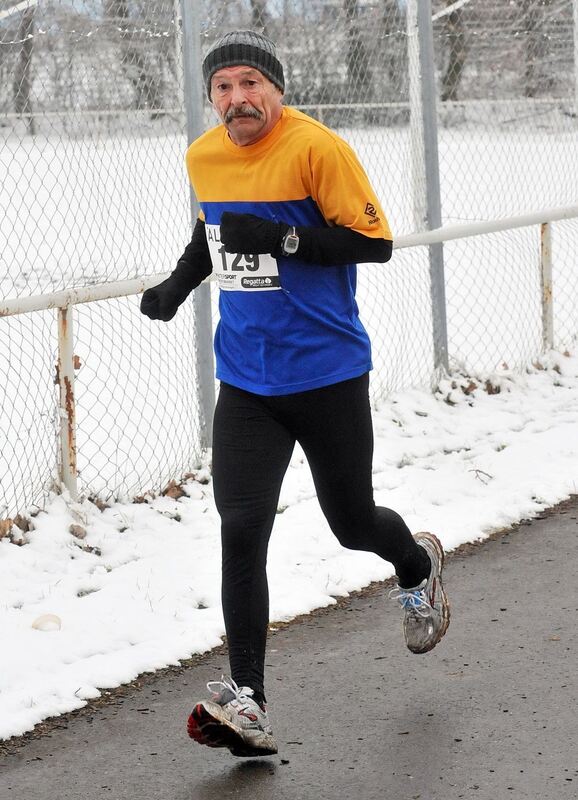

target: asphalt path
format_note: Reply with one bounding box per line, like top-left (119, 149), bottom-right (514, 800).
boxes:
top-left (1, 497), bottom-right (577, 800)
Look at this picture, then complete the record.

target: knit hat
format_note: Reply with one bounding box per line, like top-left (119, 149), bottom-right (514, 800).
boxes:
top-left (202, 30), bottom-right (285, 99)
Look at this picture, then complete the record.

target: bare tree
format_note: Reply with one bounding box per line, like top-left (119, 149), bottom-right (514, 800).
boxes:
top-left (250, 0), bottom-right (271, 37)
top-left (104, 0), bottom-right (164, 113)
top-left (343, 0), bottom-right (372, 104)
top-left (380, 0), bottom-right (403, 89)
top-left (521, 0), bottom-right (552, 97)
top-left (13, 5), bottom-right (35, 134)
top-left (441, 0), bottom-right (467, 102)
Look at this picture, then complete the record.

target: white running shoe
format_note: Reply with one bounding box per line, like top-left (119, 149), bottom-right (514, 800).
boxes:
top-left (187, 676), bottom-right (278, 757)
top-left (390, 531), bottom-right (450, 654)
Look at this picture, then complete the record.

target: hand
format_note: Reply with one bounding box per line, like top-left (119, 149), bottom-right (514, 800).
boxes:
top-left (220, 212), bottom-right (288, 255)
top-left (140, 279), bottom-right (185, 322)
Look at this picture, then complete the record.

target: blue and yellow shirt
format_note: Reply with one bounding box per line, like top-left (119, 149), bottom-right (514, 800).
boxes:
top-left (185, 106), bottom-right (392, 396)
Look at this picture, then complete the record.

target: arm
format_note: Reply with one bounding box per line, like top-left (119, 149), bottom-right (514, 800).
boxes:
top-left (219, 212), bottom-right (392, 266)
top-left (285, 224), bottom-right (391, 265)
top-left (140, 218), bottom-right (213, 321)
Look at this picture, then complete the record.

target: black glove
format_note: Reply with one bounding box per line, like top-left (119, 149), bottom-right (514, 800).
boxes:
top-left (140, 273), bottom-right (192, 322)
top-left (141, 220), bottom-right (214, 321)
top-left (220, 212), bottom-right (289, 255)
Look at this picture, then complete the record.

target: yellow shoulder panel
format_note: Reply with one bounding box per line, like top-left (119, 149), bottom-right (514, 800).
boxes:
top-left (185, 108), bottom-right (392, 239)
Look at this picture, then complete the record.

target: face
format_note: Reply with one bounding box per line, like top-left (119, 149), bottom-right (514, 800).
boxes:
top-left (210, 65), bottom-right (284, 146)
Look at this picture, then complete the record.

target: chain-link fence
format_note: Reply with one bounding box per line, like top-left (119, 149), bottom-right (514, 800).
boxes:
top-left (1, 0), bottom-right (204, 519)
top-left (1, 0), bottom-right (578, 521)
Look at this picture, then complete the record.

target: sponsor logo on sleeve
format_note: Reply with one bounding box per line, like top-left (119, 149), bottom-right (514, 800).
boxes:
top-left (364, 202), bottom-right (381, 225)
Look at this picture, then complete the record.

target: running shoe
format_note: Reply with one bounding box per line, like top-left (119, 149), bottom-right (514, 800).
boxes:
top-left (390, 531), bottom-right (450, 654)
top-left (187, 676), bottom-right (278, 757)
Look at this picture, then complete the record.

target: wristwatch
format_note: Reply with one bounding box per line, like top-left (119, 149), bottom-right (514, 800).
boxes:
top-left (281, 226), bottom-right (299, 256)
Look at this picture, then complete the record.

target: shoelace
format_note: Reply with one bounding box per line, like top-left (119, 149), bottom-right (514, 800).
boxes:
top-left (207, 675), bottom-right (255, 706)
top-left (389, 586), bottom-right (432, 618)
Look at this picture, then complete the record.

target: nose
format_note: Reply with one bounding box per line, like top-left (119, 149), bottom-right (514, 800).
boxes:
top-left (229, 82), bottom-right (248, 108)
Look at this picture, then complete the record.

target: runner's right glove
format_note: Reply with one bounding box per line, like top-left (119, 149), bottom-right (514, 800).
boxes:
top-left (140, 272), bottom-right (192, 322)
top-left (140, 219), bottom-right (214, 322)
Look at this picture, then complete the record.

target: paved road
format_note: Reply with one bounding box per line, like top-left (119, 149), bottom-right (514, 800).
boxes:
top-left (1, 498), bottom-right (577, 800)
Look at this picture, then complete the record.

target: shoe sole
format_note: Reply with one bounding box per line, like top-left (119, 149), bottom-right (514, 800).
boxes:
top-left (408, 532), bottom-right (451, 654)
top-left (187, 701), bottom-right (278, 758)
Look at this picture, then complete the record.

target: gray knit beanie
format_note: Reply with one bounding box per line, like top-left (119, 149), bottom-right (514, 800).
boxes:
top-left (202, 30), bottom-right (285, 99)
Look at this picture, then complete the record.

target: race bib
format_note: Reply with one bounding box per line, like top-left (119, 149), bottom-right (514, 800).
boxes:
top-left (206, 224), bottom-right (281, 292)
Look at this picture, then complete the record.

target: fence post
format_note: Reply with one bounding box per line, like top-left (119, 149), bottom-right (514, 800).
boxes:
top-left (57, 306), bottom-right (78, 501)
top-left (574, 0), bottom-right (578, 116)
top-left (407, 0), bottom-right (426, 230)
top-left (540, 222), bottom-right (554, 351)
top-left (180, 0), bottom-right (215, 449)
top-left (414, 0), bottom-right (449, 374)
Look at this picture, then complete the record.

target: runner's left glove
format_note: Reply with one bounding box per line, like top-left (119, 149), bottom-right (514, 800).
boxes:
top-left (220, 212), bottom-right (289, 255)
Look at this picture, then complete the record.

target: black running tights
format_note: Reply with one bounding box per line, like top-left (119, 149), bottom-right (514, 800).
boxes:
top-left (211, 373), bottom-right (430, 703)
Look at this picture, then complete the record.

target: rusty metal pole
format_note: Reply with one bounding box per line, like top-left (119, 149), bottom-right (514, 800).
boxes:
top-left (57, 305), bottom-right (78, 501)
top-left (540, 222), bottom-right (554, 352)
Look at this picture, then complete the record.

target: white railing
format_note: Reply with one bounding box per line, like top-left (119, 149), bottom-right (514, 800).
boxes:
top-left (2, 202), bottom-right (578, 506)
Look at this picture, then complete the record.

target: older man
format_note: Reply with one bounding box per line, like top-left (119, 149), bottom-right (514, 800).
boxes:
top-left (141, 30), bottom-right (450, 758)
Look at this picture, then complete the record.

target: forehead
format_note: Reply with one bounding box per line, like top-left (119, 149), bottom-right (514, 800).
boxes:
top-left (211, 66), bottom-right (265, 83)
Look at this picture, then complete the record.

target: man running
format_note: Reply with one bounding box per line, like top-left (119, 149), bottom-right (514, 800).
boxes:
top-left (140, 29), bottom-right (450, 758)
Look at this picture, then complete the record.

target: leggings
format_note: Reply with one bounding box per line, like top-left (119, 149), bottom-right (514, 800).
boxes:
top-left (212, 373), bottom-right (430, 702)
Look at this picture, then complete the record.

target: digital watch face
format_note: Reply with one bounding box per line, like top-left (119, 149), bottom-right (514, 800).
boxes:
top-left (283, 229), bottom-right (299, 255)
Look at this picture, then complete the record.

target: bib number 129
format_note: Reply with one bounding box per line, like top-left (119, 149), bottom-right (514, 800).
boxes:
top-left (217, 246), bottom-right (260, 272)
top-left (206, 223), bottom-right (279, 291)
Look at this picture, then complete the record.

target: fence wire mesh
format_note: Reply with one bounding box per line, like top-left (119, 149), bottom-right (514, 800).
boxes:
top-left (0, 310), bottom-right (57, 519)
top-left (1, 0), bottom-right (578, 520)
top-left (1, 0), bottom-right (204, 519)
top-left (73, 298), bottom-right (201, 503)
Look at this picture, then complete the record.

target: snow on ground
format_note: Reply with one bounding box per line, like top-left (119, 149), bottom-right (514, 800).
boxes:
top-left (1, 350), bottom-right (577, 741)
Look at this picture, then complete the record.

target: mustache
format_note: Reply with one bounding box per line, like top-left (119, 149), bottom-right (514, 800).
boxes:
top-left (224, 106), bottom-right (263, 124)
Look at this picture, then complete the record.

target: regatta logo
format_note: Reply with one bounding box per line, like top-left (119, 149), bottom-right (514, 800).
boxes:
top-left (364, 202), bottom-right (378, 218)
top-left (241, 276), bottom-right (280, 289)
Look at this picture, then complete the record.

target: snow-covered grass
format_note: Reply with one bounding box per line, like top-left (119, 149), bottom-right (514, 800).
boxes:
top-left (1, 350), bottom-right (577, 741)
